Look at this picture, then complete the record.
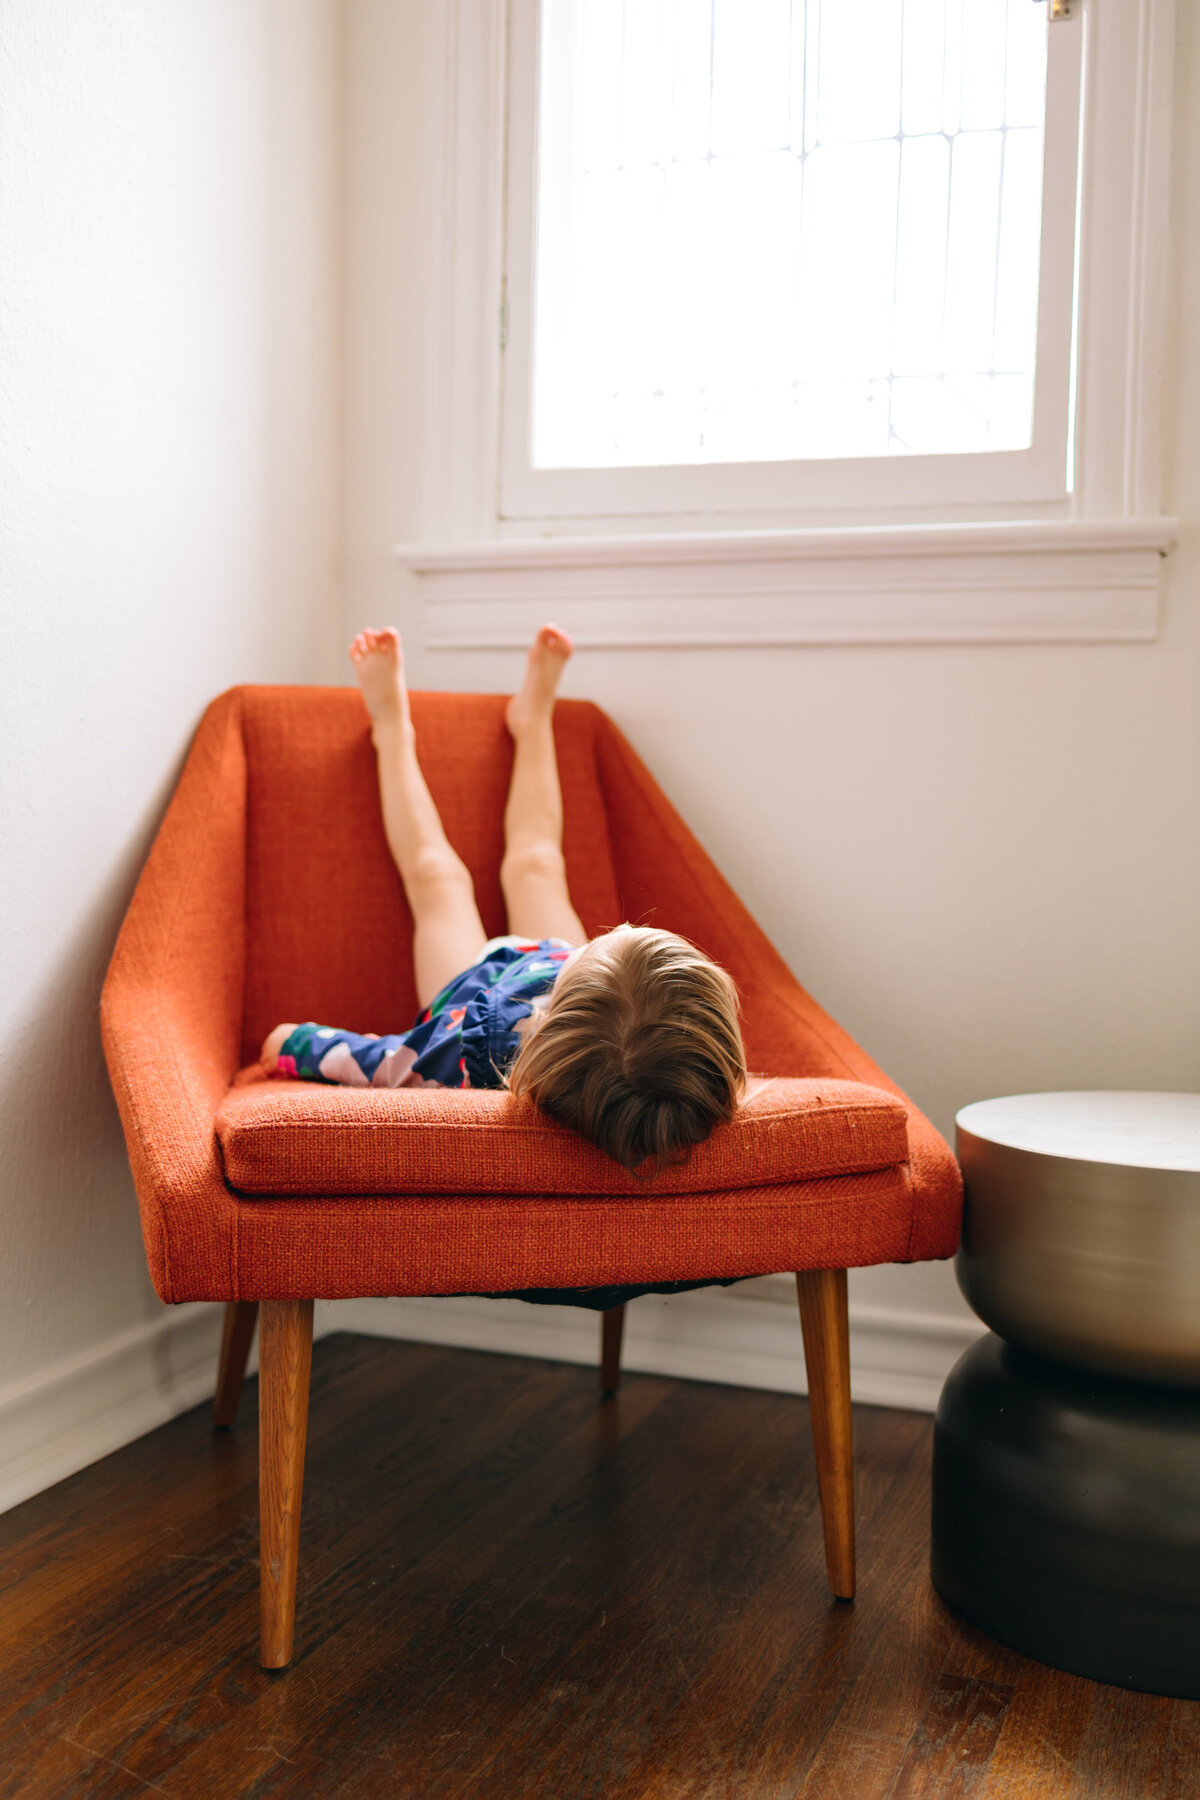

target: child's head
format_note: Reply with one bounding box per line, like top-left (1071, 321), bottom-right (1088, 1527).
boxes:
top-left (508, 925), bottom-right (745, 1174)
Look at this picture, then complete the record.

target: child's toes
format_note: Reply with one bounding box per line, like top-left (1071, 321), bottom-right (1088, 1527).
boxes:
top-left (350, 626), bottom-right (402, 670)
top-left (537, 623), bottom-right (572, 655)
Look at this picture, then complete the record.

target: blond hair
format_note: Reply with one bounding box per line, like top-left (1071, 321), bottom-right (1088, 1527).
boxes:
top-left (508, 926), bottom-right (745, 1175)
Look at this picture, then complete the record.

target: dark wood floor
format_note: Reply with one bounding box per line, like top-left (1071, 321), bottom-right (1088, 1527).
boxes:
top-left (1, 1334), bottom-right (1196, 1800)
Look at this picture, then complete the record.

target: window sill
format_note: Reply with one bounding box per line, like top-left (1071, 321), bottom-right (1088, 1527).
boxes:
top-left (396, 518), bottom-right (1177, 650)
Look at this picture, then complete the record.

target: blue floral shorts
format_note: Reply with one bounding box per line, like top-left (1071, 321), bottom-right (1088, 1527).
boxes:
top-left (276, 936), bottom-right (576, 1091)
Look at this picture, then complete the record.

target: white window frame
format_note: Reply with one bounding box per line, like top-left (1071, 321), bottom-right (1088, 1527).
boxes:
top-left (400, 0), bottom-right (1177, 649)
top-left (501, 0), bottom-right (1083, 524)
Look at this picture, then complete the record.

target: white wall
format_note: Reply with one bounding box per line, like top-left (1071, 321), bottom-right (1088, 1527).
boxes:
top-left (334, 0), bottom-right (1200, 1398)
top-left (0, 0), bottom-right (342, 1506)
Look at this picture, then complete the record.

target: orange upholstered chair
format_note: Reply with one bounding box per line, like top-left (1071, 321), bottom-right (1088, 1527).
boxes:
top-left (102, 685), bottom-right (961, 1667)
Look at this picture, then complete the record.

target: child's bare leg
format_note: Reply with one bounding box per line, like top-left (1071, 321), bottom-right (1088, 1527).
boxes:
top-left (351, 628), bottom-right (487, 1010)
top-left (501, 625), bottom-right (587, 944)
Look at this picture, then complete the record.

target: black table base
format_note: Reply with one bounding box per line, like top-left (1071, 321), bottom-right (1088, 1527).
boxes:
top-left (932, 1334), bottom-right (1200, 1699)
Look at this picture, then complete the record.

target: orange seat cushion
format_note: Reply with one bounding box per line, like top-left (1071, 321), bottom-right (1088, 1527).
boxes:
top-left (216, 1074), bottom-right (910, 1199)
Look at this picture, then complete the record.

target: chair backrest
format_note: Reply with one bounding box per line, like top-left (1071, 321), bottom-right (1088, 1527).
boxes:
top-left (238, 686), bottom-right (623, 1062)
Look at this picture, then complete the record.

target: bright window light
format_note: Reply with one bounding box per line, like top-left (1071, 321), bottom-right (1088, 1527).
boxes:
top-left (531, 0), bottom-right (1049, 470)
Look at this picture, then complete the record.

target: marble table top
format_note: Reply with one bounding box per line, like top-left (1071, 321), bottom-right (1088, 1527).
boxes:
top-left (955, 1091), bottom-right (1200, 1174)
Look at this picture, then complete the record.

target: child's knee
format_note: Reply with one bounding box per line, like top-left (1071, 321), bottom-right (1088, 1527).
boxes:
top-left (408, 843), bottom-right (472, 901)
top-left (501, 840), bottom-right (566, 891)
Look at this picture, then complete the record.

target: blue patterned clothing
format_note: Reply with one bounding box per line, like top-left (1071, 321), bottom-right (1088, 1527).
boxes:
top-left (276, 937), bottom-right (576, 1091)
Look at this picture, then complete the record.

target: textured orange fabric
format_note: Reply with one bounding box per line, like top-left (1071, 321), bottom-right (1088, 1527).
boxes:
top-left (101, 684), bottom-right (962, 1303)
top-left (231, 1167), bottom-right (917, 1300)
top-left (216, 1076), bottom-right (909, 1197)
top-left (101, 691), bottom-right (247, 1298)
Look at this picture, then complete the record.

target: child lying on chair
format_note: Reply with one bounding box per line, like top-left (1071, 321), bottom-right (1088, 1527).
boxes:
top-left (261, 625), bottom-right (745, 1173)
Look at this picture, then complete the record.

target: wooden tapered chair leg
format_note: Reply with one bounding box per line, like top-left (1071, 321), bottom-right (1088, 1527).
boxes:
top-left (796, 1269), bottom-right (856, 1600)
top-left (213, 1301), bottom-right (259, 1428)
top-left (600, 1303), bottom-right (626, 1397)
top-left (258, 1299), bottom-right (313, 1669)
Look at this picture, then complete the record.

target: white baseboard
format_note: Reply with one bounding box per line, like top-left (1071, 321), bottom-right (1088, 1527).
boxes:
top-left (0, 1280), bottom-right (983, 1517)
top-left (318, 1275), bottom-right (985, 1415)
top-left (0, 1304), bottom-right (239, 1515)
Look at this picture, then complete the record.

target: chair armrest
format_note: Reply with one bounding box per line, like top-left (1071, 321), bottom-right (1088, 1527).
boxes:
top-left (101, 691), bottom-right (248, 1301)
top-left (595, 713), bottom-right (962, 1259)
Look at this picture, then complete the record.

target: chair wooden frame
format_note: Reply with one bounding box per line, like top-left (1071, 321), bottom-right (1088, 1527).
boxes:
top-left (214, 1274), bottom-right (854, 1669)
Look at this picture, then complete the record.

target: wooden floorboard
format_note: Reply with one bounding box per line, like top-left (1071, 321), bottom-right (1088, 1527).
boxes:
top-left (0, 1331), bottom-right (1195, 1800)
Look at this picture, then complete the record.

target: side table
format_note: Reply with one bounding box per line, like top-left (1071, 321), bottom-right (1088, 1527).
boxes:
top-left (931, 1092), bottom-right (1200, 1699)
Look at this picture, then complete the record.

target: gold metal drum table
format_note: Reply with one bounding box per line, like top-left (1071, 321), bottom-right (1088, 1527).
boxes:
top-left (932, 1092), bottom-right (1200, 1698)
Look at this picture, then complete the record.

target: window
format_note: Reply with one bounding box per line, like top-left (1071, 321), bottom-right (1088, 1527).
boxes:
top-left (501, 0), bottom-right (1082, 522)
top-left (405, 0), bottom-right (1174, 650)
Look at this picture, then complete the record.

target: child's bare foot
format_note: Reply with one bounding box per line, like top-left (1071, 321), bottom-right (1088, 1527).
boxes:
top-left (505, 624), bottom-right (574, 736)
top-left (350, 627), bottom-right (410, 735)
